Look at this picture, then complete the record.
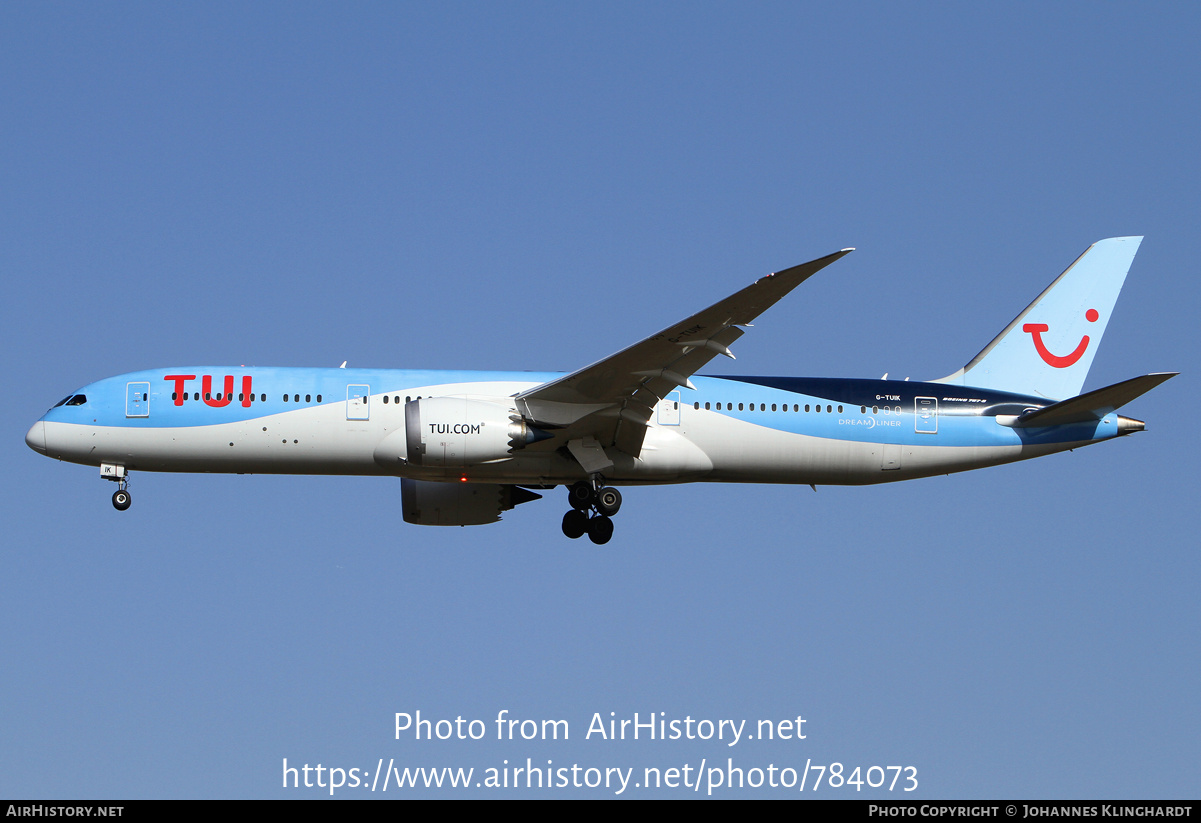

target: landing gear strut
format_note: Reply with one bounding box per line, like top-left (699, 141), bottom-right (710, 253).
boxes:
top-left (561, 479), bottom-right (622, 544)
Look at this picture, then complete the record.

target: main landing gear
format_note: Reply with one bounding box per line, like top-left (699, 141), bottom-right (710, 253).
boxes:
top-left (561, 480), bottom-right (622, 544)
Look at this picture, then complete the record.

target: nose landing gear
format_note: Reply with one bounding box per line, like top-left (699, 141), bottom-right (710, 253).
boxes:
top-left (101, 464), bottom-right (131, 511)
top-left (561, 480), bottom-right (622, 544)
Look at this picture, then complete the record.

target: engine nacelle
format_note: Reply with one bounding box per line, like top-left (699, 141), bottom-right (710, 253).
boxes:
top-left (404, 396), bottom-right (541, 468)
top-left (401, 478), bottom-right (542, 526)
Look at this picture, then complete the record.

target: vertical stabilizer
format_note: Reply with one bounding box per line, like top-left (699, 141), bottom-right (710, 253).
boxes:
top-left (934, 237), bottom-right (1142, 400)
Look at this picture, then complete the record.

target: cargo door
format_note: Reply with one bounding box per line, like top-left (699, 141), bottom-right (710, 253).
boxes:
top-left (882, 443), bottom-right (902, 470)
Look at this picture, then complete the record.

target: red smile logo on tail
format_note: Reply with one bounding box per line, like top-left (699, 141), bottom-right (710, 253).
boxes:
top-left (1023, 309), bottom-right (1099, 368)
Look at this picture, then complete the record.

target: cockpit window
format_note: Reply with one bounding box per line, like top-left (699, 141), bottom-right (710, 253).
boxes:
top-left (66, 395), bottom-right (87, 406)
top-left (53, 396), bottom-right (72, 408)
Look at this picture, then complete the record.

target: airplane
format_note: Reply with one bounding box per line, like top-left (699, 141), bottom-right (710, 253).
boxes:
top-left (25, 236), bottom-right (1175, 544)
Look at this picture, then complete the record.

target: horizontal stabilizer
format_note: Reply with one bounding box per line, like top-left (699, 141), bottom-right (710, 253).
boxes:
top-left (1014, 372), bottom-right (1177, 427)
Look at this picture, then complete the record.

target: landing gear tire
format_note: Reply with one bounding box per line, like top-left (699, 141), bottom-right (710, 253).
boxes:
top-left (561, 509), bottom-right (588, 539)
top-left (596, 487), bottom-right (622, 516)
top-left (564, 479), bottom-right (619, 543)
top-left (568, 481), bottom-right (594, 511)
top-left (587, 514), bottom-right (614, 545)
top-left (112, 489), bottom-right (131, 511)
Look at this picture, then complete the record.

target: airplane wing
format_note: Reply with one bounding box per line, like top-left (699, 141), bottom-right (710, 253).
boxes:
top-left (515, 248), bottom-right (854, 462)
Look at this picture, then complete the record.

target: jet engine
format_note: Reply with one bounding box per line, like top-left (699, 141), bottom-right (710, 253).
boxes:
top-left (404, 396), bottom-right (546, 468)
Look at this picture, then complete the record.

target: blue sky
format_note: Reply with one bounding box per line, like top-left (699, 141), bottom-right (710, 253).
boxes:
top-left (2, 3), bottom-right (1197, 798)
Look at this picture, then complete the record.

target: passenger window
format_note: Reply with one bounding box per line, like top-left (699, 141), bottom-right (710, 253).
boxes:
top-left (317, 395), bottom-right (322, 402)
top-left (306, 394), bottom-right (311, 403)
top-left (738, 403), bottom-right (744, 411)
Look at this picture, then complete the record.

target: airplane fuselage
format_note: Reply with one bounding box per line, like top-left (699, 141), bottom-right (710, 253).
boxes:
top-left (27, 366), bottom-right (1125, 489)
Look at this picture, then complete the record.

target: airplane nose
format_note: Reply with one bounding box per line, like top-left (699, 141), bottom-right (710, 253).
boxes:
top-left (25, 421), bottom-right (46, 454)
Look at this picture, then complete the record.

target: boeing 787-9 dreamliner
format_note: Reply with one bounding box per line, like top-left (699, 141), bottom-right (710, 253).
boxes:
top-left (26, 237), bottom-right (1174, 543)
